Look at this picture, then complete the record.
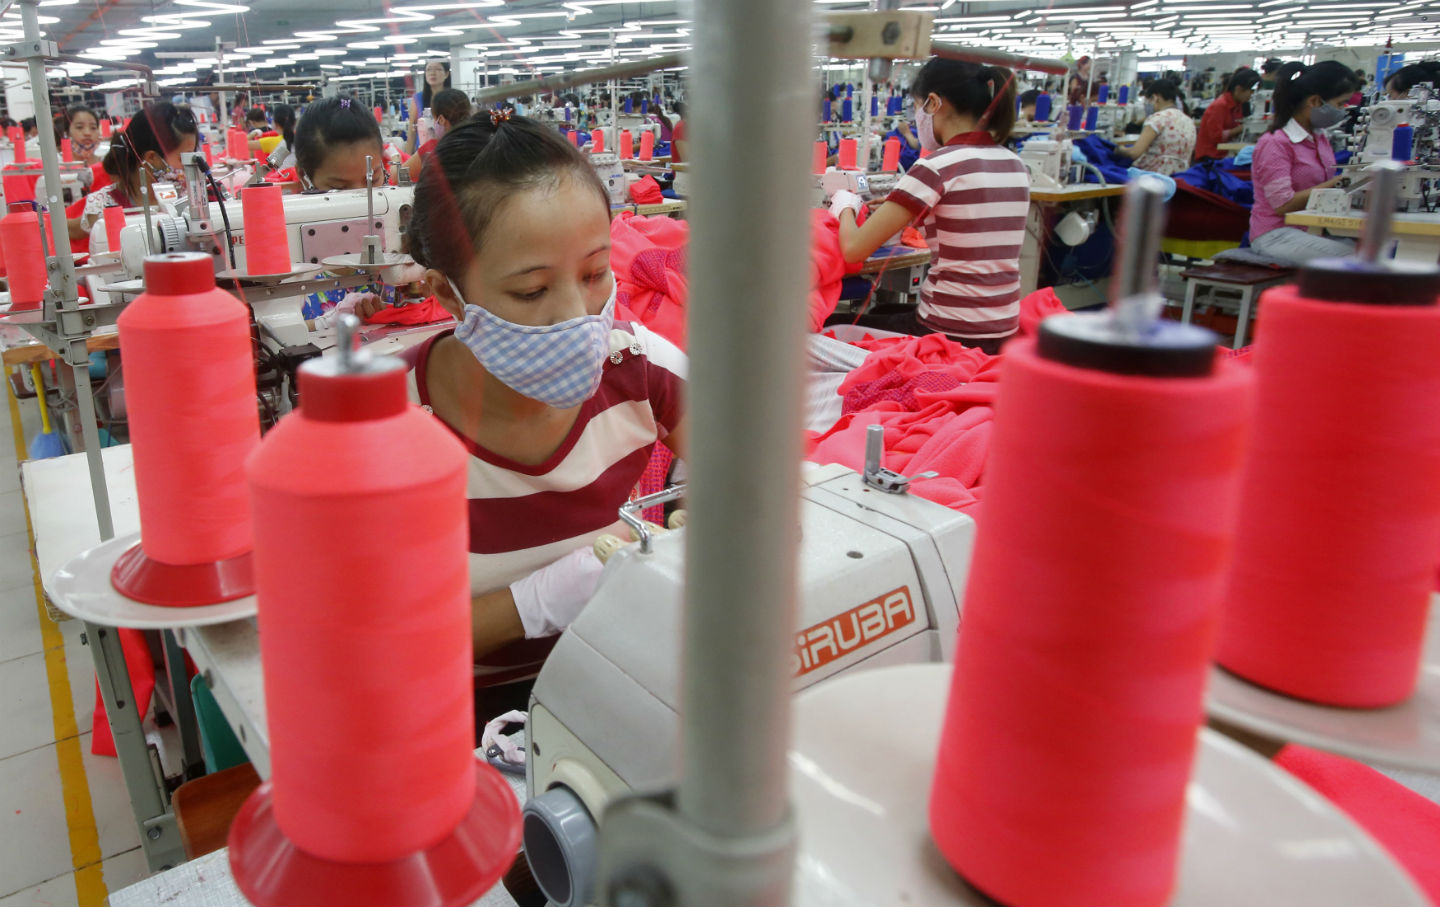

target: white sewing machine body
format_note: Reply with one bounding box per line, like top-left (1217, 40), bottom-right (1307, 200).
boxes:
top-left (527, 461), bottom-right (974, 807)
top-left (1021, 137), bottom-right (1075, 191)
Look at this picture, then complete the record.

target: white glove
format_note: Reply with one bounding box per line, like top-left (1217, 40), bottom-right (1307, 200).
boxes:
top-left (379, 261), bottom-right (426, 287)
top-left (830, 189), bottom-right (863, 219)
top-left (509, 547), bottom-right (606, 639)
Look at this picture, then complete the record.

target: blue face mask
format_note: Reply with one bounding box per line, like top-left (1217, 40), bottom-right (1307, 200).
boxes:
top-left (450, 277), bottom-right (616, 409)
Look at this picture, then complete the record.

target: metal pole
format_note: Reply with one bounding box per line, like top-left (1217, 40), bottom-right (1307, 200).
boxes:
top-left (610, 29), bottom-right (618, 139)
top-left (859, 68), bottom-right (874, 169)
top-left (471, 53), bottom-right (684, 106)
top-left (679, 0), bottom-right (811, 840)
top-left (929, 41), bottom-right (1070, 76)
top-left (21, 0), bottom-right (114, 540)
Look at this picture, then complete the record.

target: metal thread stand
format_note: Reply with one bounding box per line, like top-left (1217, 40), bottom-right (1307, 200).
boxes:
top-left (5, 0), bottom-right (191, 871)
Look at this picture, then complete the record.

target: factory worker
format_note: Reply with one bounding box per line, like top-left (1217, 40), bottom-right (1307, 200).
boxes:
top-left (1195, 69), bottom-right (1258, 161)
top-left (1115, 78), bottom-right (1195, 175)
top-left (1385, 62), bottom-right (1440, 100)
top-left (1248, 61), bottom-right (1360, 265)
top-left (67, 102), bottom-right (198, 241)
top-left (265, 104), bottom-right (297, 171)
top-left (65, 105), bottom-right (102, 166)
top-left (405, 88), bottom-right (471, 183)
top-left (294, 95), bottom-right (396, 191)
top-left (830, 57), bottom-right (1030, 355)
top-left (406, 59), bottom-right (450, 155)
top-left (1017, 89), bottom-right (1042, 124)
top-left (396, 110), bottom-right (686, 712)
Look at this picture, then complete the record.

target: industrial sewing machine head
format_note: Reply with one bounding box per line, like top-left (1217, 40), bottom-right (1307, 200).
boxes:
top-left (1021, 137), bottom-right (1075, 191)
top-left (521, 431), bottom-right (975, 906)
top-left (819, 167), bottom-right (900, 202)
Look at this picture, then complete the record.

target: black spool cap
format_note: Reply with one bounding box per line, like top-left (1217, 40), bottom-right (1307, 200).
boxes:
top-left (1037, 312), bottom-right (1218, 378)
top-left (1297, 257), bottom-right (1440, 307)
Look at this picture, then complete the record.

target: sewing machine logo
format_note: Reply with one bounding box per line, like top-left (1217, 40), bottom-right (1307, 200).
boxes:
top-left (793, 586), bottom-right (915, 677)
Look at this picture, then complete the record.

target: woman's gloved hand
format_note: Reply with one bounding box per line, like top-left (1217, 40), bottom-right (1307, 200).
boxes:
top-left (311, 290), bottom-right (387, 329)
top-left (509, 547), bottom-right (606, 639)
top-left (829, 189), bottom-right (863, 219)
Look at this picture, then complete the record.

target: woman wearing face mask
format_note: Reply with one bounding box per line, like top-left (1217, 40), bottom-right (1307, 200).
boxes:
top-left (67, 102), bottom-right (198, 241)
top-left (1115, 78), bottom-right (1195, 175)
top-left (1247, 61), bottom-right (1359, 266)
top-left (393, 111), bottom-right (686, 706)
top-left (405, 88), bottom-right (470, 183)
top-left (829, 57), bottom-right (1029, 355)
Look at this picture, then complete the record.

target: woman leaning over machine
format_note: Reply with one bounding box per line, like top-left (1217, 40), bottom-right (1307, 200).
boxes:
top-left (67, 102), bottom-right (198, 241)
top-left (396, 111), bottom-right (687, 716)
top-left (1247, 61), bottom-right (1359, 265)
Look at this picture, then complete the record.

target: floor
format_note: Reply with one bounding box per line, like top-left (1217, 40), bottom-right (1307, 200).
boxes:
top-left (0, 392), bottom-right (154, 907)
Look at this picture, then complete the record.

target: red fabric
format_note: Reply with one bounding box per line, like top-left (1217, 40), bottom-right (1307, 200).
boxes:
top-left (629, 175), bottom-right (663, 205)
top-left (90, 162), bottom-right (111, 192)
top-left (1276, 744), bottom-right (1440, 904)
top-left (901, 226), bottom-right (927, 249)
top-left (671, 121), bottom-right (686, 163)
top-left (416, 139), bottom-right (438, 157)
top-left (265, 166), bottom-right (298, 184)
top-left (91, 628), bottom-right (156, 757)
top-left (606, 210), bottom-right (865, 347)
top-left (810, 210), bottom-right (847, 331)
top-left (809, 289), bottom-right (1067, 516)
top-left (362, 296), bottom-right (453, 326)
top-left (610, 211), bottom-right (689, 346)
top-left (65, 196), bottom-right (89, 255)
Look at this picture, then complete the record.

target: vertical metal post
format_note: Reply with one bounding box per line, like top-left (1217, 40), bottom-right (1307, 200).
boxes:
top-left (679, 0), bottom-right (812, 841)
top-left (610, 29), bottom-right (619, 139)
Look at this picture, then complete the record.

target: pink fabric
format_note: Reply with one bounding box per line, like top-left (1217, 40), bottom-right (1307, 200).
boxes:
top-left (610, 211), bottom-right (689, 346)
top-left (629, 175), bottom-right (664, 204)
top-left (362, 296), bottom-right (453, 326)
top-left (810, 289), bottom-right (1066, 516)
top-left (1276, 744), bottom-right (1440, 905)
top-left (608, 210), bottom-right (853, 346)
top-left (1249, 126), bottom-right (1337, 240)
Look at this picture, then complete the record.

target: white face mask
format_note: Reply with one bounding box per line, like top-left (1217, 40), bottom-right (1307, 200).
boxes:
top-left (915, 97), bottom-right (940, 153)
top-left (450, 277), bottom-right (618, 409)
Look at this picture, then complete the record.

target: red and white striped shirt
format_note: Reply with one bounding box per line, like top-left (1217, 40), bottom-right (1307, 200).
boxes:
top-left (886, 132), bottom-right (1030, 339)
top-left (407, 320), bottom-right (685, 596)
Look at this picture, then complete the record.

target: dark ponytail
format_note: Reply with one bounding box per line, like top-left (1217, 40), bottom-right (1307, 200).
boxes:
top-left (911, 57), bottom-right (1017, 143)
top-left (294, 95), bottom-right (382, 180)
top-left (409, 114), bottom-right (607, 282)
top-left (102, 101), bottom-right (197, 197)
top-left (1144, 77), bottom-right (1188, 115)
top-left (271, 103), bottom-right (296, 149)
top-left (1270, 60), bottom-right (1358, 132)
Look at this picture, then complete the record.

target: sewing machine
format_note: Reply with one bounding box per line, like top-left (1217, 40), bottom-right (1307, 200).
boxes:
top-left (520, 447), bottom-right (976, 906)
top-left (1356, 100), bottom-right (1418, 164)
top-left (86, 154), bottom-right (414, 344)
top-left (1021, 137), bottom-right (1076, 191)
top-left (819, 167), bottom-right (899, 202)
top-left (1241, 89), bottom-right (1274, 142)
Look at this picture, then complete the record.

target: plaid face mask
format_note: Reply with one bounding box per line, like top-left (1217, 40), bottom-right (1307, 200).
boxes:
top-left (451, 277), bottom-right (616, 409)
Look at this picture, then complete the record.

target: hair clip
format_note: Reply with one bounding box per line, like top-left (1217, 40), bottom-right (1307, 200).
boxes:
top-left (490, 107), bottom-right (513, 126)
top-left (340, 98), bottom-right (351, 108)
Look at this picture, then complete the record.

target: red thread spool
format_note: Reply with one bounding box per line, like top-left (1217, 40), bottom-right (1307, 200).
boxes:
top-left (99, 119), bottom-right (111, 138)
top-left (620, 128), bottom-right (633, 159)
top-left (103, 205), bottom-right (126, 255)
top-left (930, 323), bottom-right (1251, 907)
top-left (61, 138), bottom-right (72, 162)
top-left (240, 184), bottom-right (291, 276)
top-left (1, 170), bottom-right (33, 205)
top-left (203, 141), bottom-right (215, 165)
top-left (1, 203), bottom-right (46, 311)
top-left (111, 253), bottom-right (258, 605)
top-left (639, 129), bottom-right (655, 160)
top-left (11, 128), bottom-right (26, 163)
top-left (812, 140), bottom-right (826, 175)
top-left (373, 105), bottom-right (383, 122)
top-left (593, 128), bottom-right (605, 153)
top-left (1217, 265), bottom-right (1440, 707)
top-left (230, 343), bottom-right (520, 906)
top-left (567, 130), bottom-right (579, 146)
top-left (226, 129), bottom-right (249, 161)
top-left (881, 137), bottom-right (901, 172)
top-left (838, 137), bottom-right (858, 170)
